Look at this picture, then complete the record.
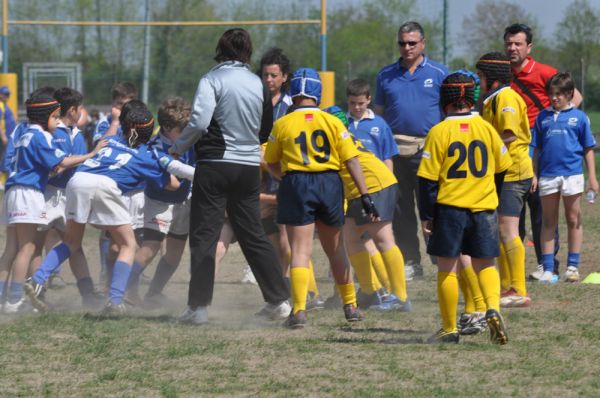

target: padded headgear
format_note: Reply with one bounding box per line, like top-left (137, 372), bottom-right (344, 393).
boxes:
top-left (454, 69), bottom-right (481, 103)
top-left (323, 105), bottom-right (349, 127)
top-left (119, 99), bottom-right (155, 148)
top-left (440, 73), bottom-right (476, 111)
top-left (290, 68), bottom-right (322, 105)
top-left (26, 95), bottom-right (60, 130)
top-left (476, 52), bottom-right (512, 86)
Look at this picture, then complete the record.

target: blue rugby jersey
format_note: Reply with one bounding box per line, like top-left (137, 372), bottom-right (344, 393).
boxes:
top-left (76, 135), bottom-right (171, 194)
top-left (5, 124), bottom-right (67, 192)
top-left (347, 109), bottom-right (398, 161)
top-left (144, 131), bottom-right (195, 204)
top-left (93, 115), bottom-right (122, 143)
top-left (532, 106), bottom-right (596, 177)
top-left (2, 122), bottom-right (28, 172)
top-left (374, 55), bottom-right (448, 137)
top-left (47, 124), bottom-right (75, 189)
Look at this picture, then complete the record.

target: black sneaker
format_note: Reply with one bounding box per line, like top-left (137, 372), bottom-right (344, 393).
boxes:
top-left (284, 310), bottom-right (307, 329)
top-left (426, 328), bottom-right (459, 344)
top-left (24, 278), bottom-right (48, 313)
top-left (485, 309), bottom-right (508, 345)
top-left (356, 289), bottom-right (383, 309)
top-left (343, 303), bottom-right (364, 322)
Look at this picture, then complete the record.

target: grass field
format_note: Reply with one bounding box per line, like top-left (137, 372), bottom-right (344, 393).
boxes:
top-left (1, 202), bottom-right (600, 397)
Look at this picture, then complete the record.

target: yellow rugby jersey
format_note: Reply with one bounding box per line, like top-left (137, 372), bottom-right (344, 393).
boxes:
top-left (339, 134), bottom-right (397, 200)
top-left (417, 112), bottom-right (512, 212)
top-left (482, 86), bottom-right (533, 182)
top-left (264, 107), bottom-right (360, 173)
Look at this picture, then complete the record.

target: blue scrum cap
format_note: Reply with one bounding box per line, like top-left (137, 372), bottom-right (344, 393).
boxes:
top-left (290, 68), bottom-right (322, 105)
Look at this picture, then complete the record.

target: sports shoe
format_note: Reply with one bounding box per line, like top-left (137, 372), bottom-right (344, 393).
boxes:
top-left (179, 306), bottom-right (208, 324)
top-left (240, 265), bottom-right (257, 285)
top-left (404, 264), bottom-right (415, 281)
top-left (458, 312), bottom-right (487, 335)
top-left (529, 264), bottom-right (544, 281)
top-left (48, 274), bottom-right (67, 290)
top-left (356, 289), bottom-right (383, 309)
top-left (426, 328), bottom-right (459, 344)
top-left (2, 298), bottom-right (28, 314)
top-left (100, 301), bottom-right (128, 316)
top-left (371, 294), bottom-right (412, 312)
top-left (255, 300), bottom-right (291, 320)
top-left (485, 309), bottom-right (508, 345)
top-left (306, 293), bottom-right (325, 311)
top-left (24, 278), bottom-right (49, 313)
top-left (406, 261), bottom-right (424, 280)
top-left (564, 266), bottom-right (580, 283)
top-left (82, 291), bottom-right (106, 310)
top-left (538, 270), bottom-right (559, 284)
top-left (499, 289), bottom-right (531, 308)
top-left (343, 303), bottom-right (364, 322)
top-left (284, 310), bottom-right (307, 329)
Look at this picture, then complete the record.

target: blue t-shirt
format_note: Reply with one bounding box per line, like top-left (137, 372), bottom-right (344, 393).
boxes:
top-left (47, 124), bottom-right (75, 189)
top-left (347, 109), bottom-right (398, 161)
top-left (1, 105), bottom-right (16, 140)
top-left (273, 93), bottom-right (292, 121)
top-left (374, 55), bottom-right (448, 137)
top-left (5, 125), bottom-right (67, 192)
top-left (77, 135), bottom-right (171, 194)
top-left (532, 107), bottom-right (596, 177)
top-left (93, 115), bottom-right (122, 143)
top-left (1, 122), bottom-right (28, 172)
top-left (72, 128), bottom-right (88, 155)
top-left (144, 131), bottom-right (195, 204)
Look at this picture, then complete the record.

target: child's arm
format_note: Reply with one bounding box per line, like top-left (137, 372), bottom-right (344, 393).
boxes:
top-left (417, 177), bottom-right (438, 236)
top-left (260, 192), bottom-right (278, 205)
top-left (584, 147), bottom-right (599, 194)
top-left (383, 158), bottom-right (393, 172)
top-left (165, 174), bottom-right (181, 191)
top-left (531, 148), bottom-right (539, 193)
top-left (265, 162), bottom-right (283, 180)
top-left (103, 106), bottom-right (122, 138)
top-left (54, 139), bottom-right (107, 173)
top-left (344, 156), bottom-right (380, 221)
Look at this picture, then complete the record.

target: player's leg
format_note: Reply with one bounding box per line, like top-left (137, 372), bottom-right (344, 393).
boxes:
top-left (102, 223), bottom-right (137, 312)
top-left (540, 191), bottom-right (561, 282)
top-left (7, 223), bottom-right (38, 311)
top-left (0, 226), bottom-right (17, 307)
top-left (562, 181), bottom-right (584, 282)
top-left (285, 223), bottom-right (314, 317)
top-left (145, 233), bottom-right (187, 305)
top-left (344, 218), bottom-right (380, 299)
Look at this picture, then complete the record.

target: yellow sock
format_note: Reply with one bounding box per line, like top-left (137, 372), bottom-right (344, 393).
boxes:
top-left (458, 269), bottom-right (475, 314)
top-left (380, 246), bottom-right (408, 301)
top-left (462, 265), bottom-right (487, 313)
top-left (290, 267), bottom-right (310, 314)
top-left (477, 266), bottom-right (501, 312)
top-left (307, 260), bottom-right (319, 296)
top-left (505, 237), bottom-right (527, 296)
top-left (370, 251), bottom-right (391, 292)
top-left (437, 272), bottom-right (459, 333)
top-left (348, 251), bottom-right (377, 294)
top-left (336, 282), bottom-right (357, 306)
top-left (498, 243), bottom-right (511, 293)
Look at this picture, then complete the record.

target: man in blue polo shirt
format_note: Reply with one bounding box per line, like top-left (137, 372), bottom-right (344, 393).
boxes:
top-left (374, 21), bottom-right (448, 279)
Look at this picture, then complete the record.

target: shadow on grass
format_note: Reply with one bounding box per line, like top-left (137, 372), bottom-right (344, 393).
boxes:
top-left (328, 325), bottom-right (428, 344)
top-left (325, 335), bottom-right (425, 345)
top-left (82, 313), bottom-right (175, 323)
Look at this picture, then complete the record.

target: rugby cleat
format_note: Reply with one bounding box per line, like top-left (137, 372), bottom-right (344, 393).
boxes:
top-left (426, 328), bottom-right (459, 344)
top-left (24, 278), bottom-right (49, 313)
top-left (284, 310), bottom-right (307, 329)
top-left (255, 300), bottom-right (292, 321)
top-left (485, 309), bottom-right (508, 345)
top-left (564, 266), bottom-right (580, 283)
top-left (343, 303), bottom-right (364, 322)
top-left (458, 312), bottom-right (487, 335)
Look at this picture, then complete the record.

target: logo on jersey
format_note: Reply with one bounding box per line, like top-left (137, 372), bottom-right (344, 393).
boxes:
top-left (159, 156), bottom-right (171, 169)
top-left (501, 145), bottom-right (508, 155)
top-left (568, 117), bottom-right (578, 126)
top-left (55, 148), bottom-right (65, 158)
top-left (460, 123), bottom-right (469, 132)
top-left (422, 150), bottom-right (431, 159)
top-left (502, 106), bottom-right (515, 114)
top-left (424, 78), bottom-right (433, 88)
top-left (305, 114), bottom-right (314, 122)
top-left (370, 127), bottom-right (380, 136)
top-left (341, 131), bottom-right (350, 139)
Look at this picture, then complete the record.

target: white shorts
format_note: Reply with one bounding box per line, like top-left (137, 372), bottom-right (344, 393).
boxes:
top-left (538, 174), bottom-right (584, 197)
top-left (66, 172), bottom-right (131, 226)
top-left (1, 186), bottom-right (48, 225)
top-left (143, 196), bottom-right (190, 236)
top-left (40, 185), bottom-right (66, 231)
top-left (124, 189), bottom-right (145, 230)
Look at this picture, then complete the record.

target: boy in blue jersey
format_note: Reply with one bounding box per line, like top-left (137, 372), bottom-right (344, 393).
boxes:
top-left (25, 100), bottom-right (180, 314)
top-left (532, 72), bottom-right (598, 283)
top-left (0, 94), bottom-right (105, 313)
top-left (126, 97), bottom-right (196, 308)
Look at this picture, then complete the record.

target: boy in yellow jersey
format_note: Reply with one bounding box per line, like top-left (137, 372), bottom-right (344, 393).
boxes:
top-left (264, 68), bottom-right (379, 328)
top-left (417, 72), bottom-right (512, 344)
top-left (477, 52), bottom-right (533, 307)
top-left (324, 106), bottom-right (410, 312)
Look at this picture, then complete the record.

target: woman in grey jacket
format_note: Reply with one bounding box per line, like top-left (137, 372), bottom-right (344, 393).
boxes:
top-left (170, 28), bottom-right (290, 324)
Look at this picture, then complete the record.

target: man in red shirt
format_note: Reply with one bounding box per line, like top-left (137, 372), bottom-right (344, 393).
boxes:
top-left (503, 23), bottom-right (583, 285)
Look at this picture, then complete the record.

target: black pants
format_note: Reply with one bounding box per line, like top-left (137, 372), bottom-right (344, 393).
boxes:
top-left (187, 161), bottom-right (289, 308)
top-left (392, 154), bottom-right (422, 264)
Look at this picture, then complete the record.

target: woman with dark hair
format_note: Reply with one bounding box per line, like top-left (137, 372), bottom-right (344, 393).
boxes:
top-left (170, 28), bottom-right (290, 324)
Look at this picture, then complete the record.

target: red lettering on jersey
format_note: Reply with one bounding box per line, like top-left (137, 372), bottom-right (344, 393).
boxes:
top-left (460, 123), bottom-right (469, 132)
top-left (305, 114), bottom-right (314, 122)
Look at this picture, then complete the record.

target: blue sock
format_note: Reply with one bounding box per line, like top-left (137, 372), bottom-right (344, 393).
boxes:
top-left (126, 261), bottom-right (143, 290)
top-left (33, 243), bottom-right (71, 284)
top-left (542, 253), bottom-right (554, 273)
top-left (8, 282), bottom-right (23, 303)
top-left (99, 235), bottom-right (110, 274)
top-left (110, 260), bottom-right (131, 305)
top-left (567, 252), bottom-right (580, 268)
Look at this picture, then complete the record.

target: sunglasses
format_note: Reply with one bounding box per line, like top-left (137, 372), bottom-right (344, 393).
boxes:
top-left (398, 40), bottom-right (421, 48)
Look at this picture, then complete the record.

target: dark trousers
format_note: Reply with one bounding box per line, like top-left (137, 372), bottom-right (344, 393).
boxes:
top-left (519, 188), bottom-right (560, 272)
top-left (187, 161), bottom-right (289, 308)
top-left (392, 154), bottom-right (422, 264)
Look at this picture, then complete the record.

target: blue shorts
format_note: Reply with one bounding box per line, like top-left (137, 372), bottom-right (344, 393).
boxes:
top-left (277, 171), bottom-right (344, 226)
top-left (427, 204), bottom-right (499, 258)
top-left (346, 184), bottom-right (398, 225)
top-left (498, 178), bottom-right (531, 217)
